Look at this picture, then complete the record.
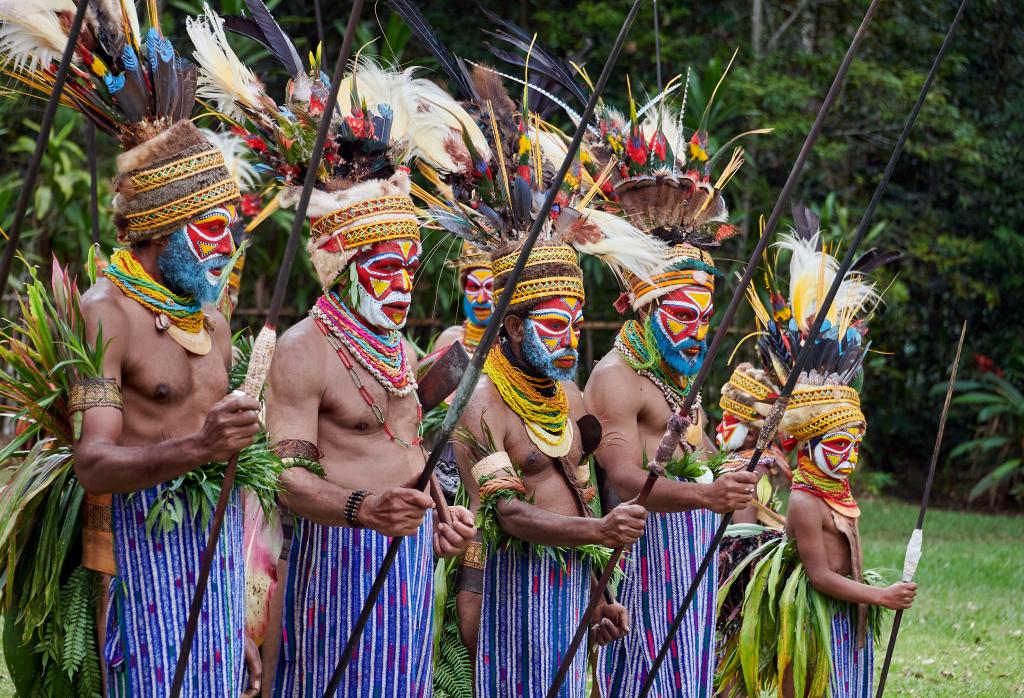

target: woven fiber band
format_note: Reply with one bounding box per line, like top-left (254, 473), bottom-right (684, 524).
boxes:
top-left (124, 178), bottom-right (241, 238)
top-left (310, 195), bottom-right (418, 243)
top-left (788, 405), bottom-right (866, 441)
top-left (494, 275), bottom-right (585, 308)
top-left (728, 370), bottom-right (775, 401)
top-left (69, 379), bottom-right (123, 413)
top-left (630, 268), bottom-right (715, 304)
top-left (461, 540), bottom-right (486, 570)
top-left (471, 451), bottom-right (515, 483)
top-left (787, 385), bottom-right (861, 410)
top-left (130, 149), bottom-right (227, 194)
top-left (720, 395), bottom-right (758, 421)
top-left (492, 244), bottom-right (578, 277)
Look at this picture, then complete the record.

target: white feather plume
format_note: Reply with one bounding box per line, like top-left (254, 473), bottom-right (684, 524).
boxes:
top-left (775, 231), bottom-right (880, 333)
top-left (200, 128), bottom-right (259, 193)
top-left (187, 4), bottom-right (265, 120)
top-left (641, 104), bottom-right (686, 165)
top-left (571, 207), bottom-right (669, 284)
top-left (0, 0), bottom-right (74, 71)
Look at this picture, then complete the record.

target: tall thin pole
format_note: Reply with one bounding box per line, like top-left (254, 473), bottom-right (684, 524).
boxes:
top-left (323, 1), bottom-right (645, 694)
top-left (546, 2), bottom-right (883, 692)
top-left (168, 2), bottom-right (367, 695)
top-left (652, 0), bottom-right (662, 92)
top-left (875, 320), bottom-right (968, 697)
top-left (0, 0), bottom-right (90, 291)
top-left (86, 121), bottom-right (100, 246)
top-left (638, 2), bottom-right (969, 692)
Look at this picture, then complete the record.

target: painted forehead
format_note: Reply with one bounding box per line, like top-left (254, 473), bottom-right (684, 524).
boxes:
top-left (659, 284), bottom-right (714, 310)
top-left (528, 296), bottom-right (584, 317)
top-left (357, 238), bottom-right (421, 264)
top-left (465, 268), bottom-right (493, 284)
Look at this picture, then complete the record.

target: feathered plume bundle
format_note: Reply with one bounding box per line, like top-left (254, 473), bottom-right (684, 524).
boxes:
top-left (0, 0), bottom-right (200, 147)
top-left (748, 202), bottom-right (898, 386)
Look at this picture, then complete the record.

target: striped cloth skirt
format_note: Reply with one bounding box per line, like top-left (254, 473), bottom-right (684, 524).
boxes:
top-left (599, 508), bottom-right (720, 697)
top-left (475, 545), bottom-right (590, 698)
top-left (105, 485), bottom-right (246, 697)
top-left (829, 605), bottom-right (874, 697)
top-left (273, 511), bottom-right (435, 697)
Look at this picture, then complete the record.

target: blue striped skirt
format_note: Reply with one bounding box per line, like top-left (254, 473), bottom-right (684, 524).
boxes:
top-left (105, 485), bottom-right (246, 697)
top-left (829, 605), bottom-right (874, 697)
top-left (273, 511), bottom-right (435, 697)
top-left (599, 508), bottom-right (720, 697)
top-left (475, 545), bottom-right (591, 698)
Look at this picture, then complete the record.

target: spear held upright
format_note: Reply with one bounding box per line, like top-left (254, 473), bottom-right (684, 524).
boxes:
top-left (638, 2), bottom-right (970, 693)
top-left (546, 0), bottom-right (885, 692)
top-left (875, 319), bottom-right (968, 698)
top-left (168, 1), bottom-right (366, 695)
top-left (322, 0), bottom-right (645, 693)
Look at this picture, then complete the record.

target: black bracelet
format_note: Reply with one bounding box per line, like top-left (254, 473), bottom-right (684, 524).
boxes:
top-left (344, 489), bottom-right (369, 528)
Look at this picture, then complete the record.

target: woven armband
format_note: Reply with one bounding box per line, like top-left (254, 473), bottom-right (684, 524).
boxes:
top-left (69, 379), bottom-right (122, 440)
top-left (273, 439), bottom-right (327, 478)
top-left (472, 452), bottom-right (527, 503)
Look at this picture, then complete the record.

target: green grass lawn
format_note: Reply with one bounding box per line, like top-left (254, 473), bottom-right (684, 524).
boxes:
top-left (0, 497), bottom-right (1018, 696)
top-left (859, 498), bottom-right (1024, 697)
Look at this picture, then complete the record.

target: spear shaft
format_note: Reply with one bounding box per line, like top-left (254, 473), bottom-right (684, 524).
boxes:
top-left (322, 0), bottom-right (644, 693)
top-left (0, 0), bottom-right (90, 292)
top-left (168, 1), bottom-right (366, 694)
top-left (546, 1), bottom-right (883, 692)
top-left (638, 2), bottom-right (969, 692)
top-left (875, 319), bottom-right (968, 698)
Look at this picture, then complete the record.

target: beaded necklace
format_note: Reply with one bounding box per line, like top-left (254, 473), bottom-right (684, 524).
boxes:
top-left (791, 452), bottom-right (860, 517)
top-left (614, 319), bottom-right (701, 415)
top-left (315, 319), bottom-right (423, 448)
top-left (462, 320), bottom-right (485, 351)
top-left (482, 342), bottom-right (572, 457)
top-left (310, 291), bottom-right (415, 397)
top-left (103, 249), bottom-right (204, 333)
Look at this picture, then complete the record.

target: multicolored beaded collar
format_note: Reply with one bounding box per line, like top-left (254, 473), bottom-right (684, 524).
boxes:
top-left (792, 452), bottom-right (861, 518)
top-left (462, 320), bottom-right (485, 351)
top-left (310, 290), bottom-right (416, 397)
top-left (103, 249), bottom-right (204, 333)
top-left (614, 319), bottom-right (701, 415)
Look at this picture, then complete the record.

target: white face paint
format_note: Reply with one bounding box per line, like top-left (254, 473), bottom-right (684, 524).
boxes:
top-left (811, 425), bottom-right (864, 480)
top-left (351, 239), bottom-right (420, 332)
top-left (354, 285), bottom-right (412, 331)
top-left (716, 414), bottom-right (750, 451)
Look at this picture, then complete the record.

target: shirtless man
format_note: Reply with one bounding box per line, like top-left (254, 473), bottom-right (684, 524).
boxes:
top-left (456, 242), bottom-right (647, 698)
top-left (74, 121), bottom-right (262, 696)
top-left (265, 170), bottom-right (476, 696)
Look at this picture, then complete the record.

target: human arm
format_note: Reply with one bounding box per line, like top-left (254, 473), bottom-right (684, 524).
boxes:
top-left (267, 327), bottom-right (433, 534)
top-left (493, 497), bottom-right (646, 548)
top-left (789, 493), bottom-right (917, 610)
top-left (73, 292), bottom-right (259, 493)
top-left (584, 361), bottom-right (758, 514)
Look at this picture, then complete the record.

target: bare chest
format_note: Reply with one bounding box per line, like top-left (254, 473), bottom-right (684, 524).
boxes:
top-left (635, 377), bottom-right (706, 460)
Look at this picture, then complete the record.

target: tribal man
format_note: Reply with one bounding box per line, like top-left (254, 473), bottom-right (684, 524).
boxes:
top-left (50, 20), bottom-right (266, 696)
top-left (433, 242), bottom-right (494, 356)
top-left (718, 206), bottom-right (916, 697)
top-left (585, 106), bottom-right (761, 696)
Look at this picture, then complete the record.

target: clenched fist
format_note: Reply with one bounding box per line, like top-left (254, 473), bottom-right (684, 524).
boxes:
top-left (358, 475), bottom-right (433, 537)
top-left (433, 506), bottom-right (477, 558)
top-left (597, 498), bottom-right (648, 547)
top-left (877, 582), bottom-right (917, 610)
top-left (703, 470), bottom-right (760, 514)
top-left (193, 391), bottom-right (260, 462)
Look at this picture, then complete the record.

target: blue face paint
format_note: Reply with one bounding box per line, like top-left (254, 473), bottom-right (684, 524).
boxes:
top-left (158, 229), bottom-right (225, 304)
top-left (462, 294), bottom-right (491, 327)
top-left (521, 318), bottom-right (578, 382)
top-left (650, 314), bottom-right (706, 377)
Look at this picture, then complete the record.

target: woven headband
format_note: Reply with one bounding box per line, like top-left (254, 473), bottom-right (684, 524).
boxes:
top-left (123, 178), bottom-right (240, 239)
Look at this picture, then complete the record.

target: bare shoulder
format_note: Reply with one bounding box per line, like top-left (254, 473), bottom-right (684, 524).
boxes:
top-left (563, 379), bottom-right (585, 414)
top-left (434, 325), bottom-right (463, 352)
top-left (204, 305), bottom-right (232, 363)
top-left (459, 375), bottom-right (506, 436)
top-left (585, 351), bottom-right (641, 409)
top-left (787, 490), bottom-right (827, 532)
top-left (80, 277), bottom-right (130, 342)
top-left (270, 318), bottom-right (326, 393)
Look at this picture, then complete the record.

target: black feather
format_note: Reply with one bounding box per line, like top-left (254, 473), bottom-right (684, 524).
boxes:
top-left (176, 63), bottom-right (198, 122)
top-left (383, 0), bottom-right (477, 100)
top-left (850, 248), bottom-right (900, 275)
top-left (791, 201), bottom-right (821, 247)
top-left (243, 0), bottom-right (302, 76)
top-left (478, 4), bottom-right (589, 106)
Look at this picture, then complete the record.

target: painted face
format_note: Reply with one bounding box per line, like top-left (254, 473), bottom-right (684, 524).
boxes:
top-left (352, 238), bottom-right (421, 331)
top-left (811, 425), bottom-right (864, 479)
top-left (521, 296), bottom-right (583, 382)
top-left (183, 205), bottom-right (238, 286)
top-left (462, 267), bottom-right (494, 326)
top-left (651, 284), bottom-right (714, 377)
top-left (716, 413), bottom-right (750, 450)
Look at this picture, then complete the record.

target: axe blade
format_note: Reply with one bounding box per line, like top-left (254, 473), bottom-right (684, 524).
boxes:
top-left (417, 342), bottom-right (471, 412)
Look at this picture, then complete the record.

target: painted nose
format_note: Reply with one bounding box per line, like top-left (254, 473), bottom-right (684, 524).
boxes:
top-left (569, 330), bottom-right (580, 351)
top-left (394, 269), bottom-right (413, 293)
top-left (695, 322), bottom-right (709, 342)
top-left (214, 233), bottom-right (235, 256)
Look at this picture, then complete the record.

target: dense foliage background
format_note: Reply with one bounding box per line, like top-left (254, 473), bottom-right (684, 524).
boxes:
top-left (1, 0), bottom-right (1021, 507)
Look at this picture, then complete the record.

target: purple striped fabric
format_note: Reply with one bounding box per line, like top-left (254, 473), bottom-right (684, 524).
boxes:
top-left (475, 545), bottom-right (590, 698)
top-left (105, 485), bottom-right (246, 697)
top-left (273, 511), bottom-right (435, 697)
top-left (599, 508), bottom-right (720, 697)
top-left (829, 605), bottom-right (874, 697)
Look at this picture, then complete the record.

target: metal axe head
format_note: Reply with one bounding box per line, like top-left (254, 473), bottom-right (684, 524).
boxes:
top-left (417, 341), bottom-right (471, 412)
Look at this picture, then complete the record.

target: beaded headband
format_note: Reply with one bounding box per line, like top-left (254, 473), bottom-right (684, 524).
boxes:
top-left (311, 195), bottom-right (420, 252)
top-left (123, 178), bottom-right (241, 240)
top-left (783, 385), bottom-right (865, 441)
top-left (448, 241), bottom-right (492, 273)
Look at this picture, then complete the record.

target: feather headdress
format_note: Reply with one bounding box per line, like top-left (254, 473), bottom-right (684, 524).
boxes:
top-left (0, 0), bottom-right (244, 242)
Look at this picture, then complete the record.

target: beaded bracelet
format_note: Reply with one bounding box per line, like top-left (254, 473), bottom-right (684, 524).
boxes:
top-left (344, 489), bottom-right (370, 528)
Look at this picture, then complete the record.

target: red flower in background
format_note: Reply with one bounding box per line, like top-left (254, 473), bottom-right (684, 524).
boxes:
top-left (973, 352), bottom-right (1004, 377)
top-left (241, 194), bottom-right (263, 217)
